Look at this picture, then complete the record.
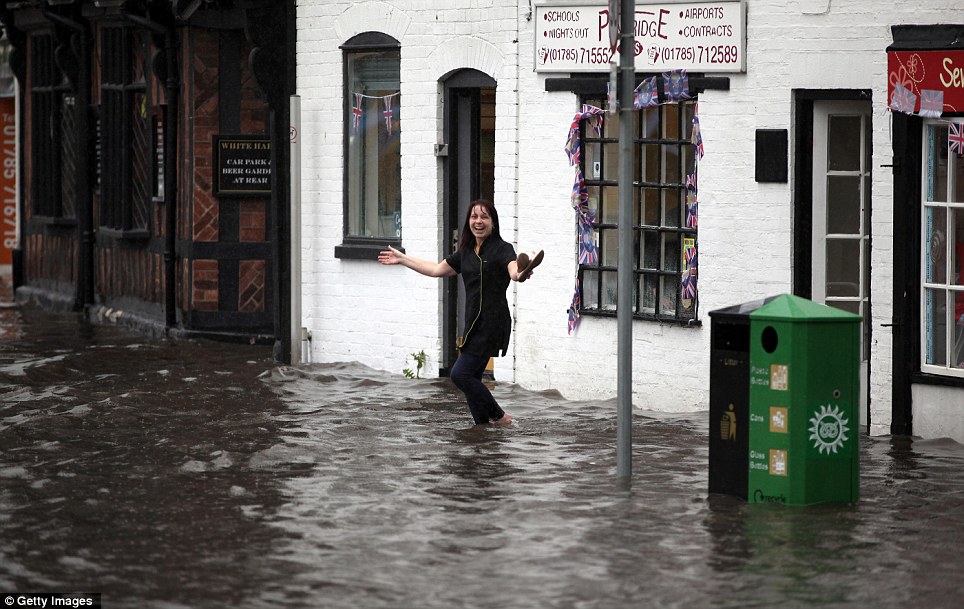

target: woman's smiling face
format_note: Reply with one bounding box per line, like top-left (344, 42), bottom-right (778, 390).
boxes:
top-left (469, 205), bottom-right (493, 243)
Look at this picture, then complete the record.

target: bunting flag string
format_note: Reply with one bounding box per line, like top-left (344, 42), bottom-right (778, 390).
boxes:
top-left (691, 102), bottom-right (704, 160)
top-left (568, 279), bottom-right (581, 335)
top-left (565, 104), bottom-right (606, 334)
top-left (348, 91), bottom-right (400, 135)
top-left (663, 70), bottom-right (691, 103)
top-left (950, 122), bottom-right (964, 156)
top-left (352, 93), bottom-right (364, 133)
top-left (383, 95), bottom-right (394, 136)
top-left (633, 76), bottom-right (659, 109)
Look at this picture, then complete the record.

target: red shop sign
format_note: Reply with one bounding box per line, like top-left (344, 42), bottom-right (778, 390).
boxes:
top-left (888, 50), bottom-right (964, 115)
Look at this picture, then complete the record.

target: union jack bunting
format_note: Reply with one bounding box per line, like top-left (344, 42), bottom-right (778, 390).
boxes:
top-left (568, 279), bottom-right (581, 335)
top-left (564, 104), bottom-right (606, 332)
top-left (681, 269), bottom-right (698, 300)
top-left (685, 173), bottom-right (697, 192)
top-left (889, 84), bottom-right (917, 115)
top-left (919, 89), bottom-right (944, 118)
top-left (663, 70), bottom-right (691, 103)
top-left (633, 77), bottom-right (659, 109)
top-left (564, 105), bottom-right (605, 165)
top-left (351, 93), bottom-right (364, 133)
top-left (691, 104), bottom-right (704, 160)
top-left (382, 95), bottom-right (394, 136)
top-left (685, 194), bottom-right (698, 229)
top-left (684, 242), bottom-right (697, 266)
top-left (950, 122), bottom-right (964, 156)
top-left (681, 242), bottom-right (698, 299)
top-left (572, 167), bottom-right (598, 265)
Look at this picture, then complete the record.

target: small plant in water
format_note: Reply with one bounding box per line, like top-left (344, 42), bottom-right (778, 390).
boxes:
top-left (403, 350), bottom-right (428, 379)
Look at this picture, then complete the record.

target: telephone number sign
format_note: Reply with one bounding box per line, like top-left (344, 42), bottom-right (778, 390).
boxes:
top-left (534, 1), bottom-right (745, 73)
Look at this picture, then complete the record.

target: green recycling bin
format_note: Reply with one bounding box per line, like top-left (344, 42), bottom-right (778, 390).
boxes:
top-left (747, 294), bottom-right (860, 506)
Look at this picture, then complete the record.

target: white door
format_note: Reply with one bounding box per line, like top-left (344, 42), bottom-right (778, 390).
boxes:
top-left (812, 100), bottom-right (872, 428)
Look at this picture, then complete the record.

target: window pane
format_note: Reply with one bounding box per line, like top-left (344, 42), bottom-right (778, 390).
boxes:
top-left (640, 229), bottom-right (658, 269)
top-left (663, 104), bottom-right (680, 140)
top-left (954, 208), bottom-right (964, 286)
top-left (663, 146), bottom-right (681, 184)
top-left (924, 288), bottom-right (947, 366)
top-left (682, 143), bottom-right (695, 175)
top-left (587, 185), bottom-right (600, 220)
top-left (641, 144), bottom-right (660, 183)
top-left (661, 274), bottom-right (679, 315)
top-left (827, 115), bottom-right (862, 171)
top-left (662, 233), bottom-right (680, 272)
top-left (600, 186), bottom-right (619, 224)
top-left (346, 48), bottom-right (401, 239)
top-left (926, 206), bottom-right (947, 284)
top-left (602, 271), bottom-right (618, 310)
top-left (586, 142), bottom-right (602, 179)
top-left (603, 109), bottom-right (620, 138)
top-left (926, 125), bottom-right (948, 202)
top-left (600, 228), bottom-right (618, 267)
top-left (681, 102), bottom-right (695, 141)
top-left (604, 142), bottom-right (620, 181)
top-left (663, 190), bottom-right (681, 228)
top-left (583, 270), bottom-right (599, 310)
top-left (826, 175), bottom-right (861, 234)
top-left (642, 189), bottom-right (659, 225)
top-left (826, 238), bottom-right (860, 297)
top-left (641, 106), bottom-right (659, 139)
top-left (828, 300), bottom-right (860, 316)
top-left (639, 274), bottom-right (657, 314)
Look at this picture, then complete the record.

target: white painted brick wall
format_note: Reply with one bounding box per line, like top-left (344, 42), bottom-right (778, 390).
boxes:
top-left (297, 1), bottom-right (964, 437)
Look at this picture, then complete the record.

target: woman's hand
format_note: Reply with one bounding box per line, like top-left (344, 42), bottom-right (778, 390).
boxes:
top-left (511, 250), bottom-right (542, 282)
top-left (378, 245), bottom-right (403, 265)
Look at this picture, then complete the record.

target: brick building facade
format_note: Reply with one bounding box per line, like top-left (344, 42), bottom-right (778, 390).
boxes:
top-left (1, 0), bottom-right (294, 351)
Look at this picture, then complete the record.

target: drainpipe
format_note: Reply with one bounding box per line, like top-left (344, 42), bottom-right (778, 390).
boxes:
top-left (162, 28), bottom-right (178, 328)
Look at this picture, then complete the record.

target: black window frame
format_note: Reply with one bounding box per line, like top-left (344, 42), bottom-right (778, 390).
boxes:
top-left (334, 31), bottom-right (402, 261)
top-left (577, 94), bottom-right (700, 325)
top-left (29, 30), bottom-right (74, 224)
top-left (98, 23), bottom-right (151, 239)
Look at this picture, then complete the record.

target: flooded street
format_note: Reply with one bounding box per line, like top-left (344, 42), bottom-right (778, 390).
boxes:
top-left (2, 305), bottom-right (963, 609)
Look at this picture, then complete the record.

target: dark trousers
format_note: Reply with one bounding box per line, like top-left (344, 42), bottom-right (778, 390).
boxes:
top-left (450, 351), bottom-right (506, 425)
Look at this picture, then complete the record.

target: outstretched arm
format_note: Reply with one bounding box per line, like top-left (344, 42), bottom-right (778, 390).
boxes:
top-left (378, 245), bottom-right (456, 278)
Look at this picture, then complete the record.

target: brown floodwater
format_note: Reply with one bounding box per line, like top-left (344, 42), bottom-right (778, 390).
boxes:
top-left (1, 305), bottom-right (963, 608)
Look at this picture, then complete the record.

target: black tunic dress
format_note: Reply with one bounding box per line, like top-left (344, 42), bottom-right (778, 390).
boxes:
top-left (445, 236), bottom-right (516, 358)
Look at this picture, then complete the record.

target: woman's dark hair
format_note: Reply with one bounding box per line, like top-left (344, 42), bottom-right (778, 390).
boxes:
top-left (458, 199), bottom-right (501, 250)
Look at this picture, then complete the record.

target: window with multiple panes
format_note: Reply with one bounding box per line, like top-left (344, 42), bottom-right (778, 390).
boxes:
top-left (922, 121), bottom-right (964, 377)
top-left (340, 32), bottom-right (401, 251)
top-left (30, 32), bottom-right (76, 220)
top-left (99, 25), bottom-right (151, 234)
top-left (578, 96), bottom-right (698, 322)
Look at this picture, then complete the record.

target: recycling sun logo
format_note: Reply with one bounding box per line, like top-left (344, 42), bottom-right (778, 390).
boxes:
top-left (808, 404), bottom-right (850, 454)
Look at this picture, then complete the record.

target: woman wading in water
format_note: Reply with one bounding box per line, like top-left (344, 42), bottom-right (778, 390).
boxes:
top-left (378, 199), bottom-right (542, 425)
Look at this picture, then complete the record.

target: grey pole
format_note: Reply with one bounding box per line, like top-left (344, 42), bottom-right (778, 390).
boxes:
top-left (616, 0), bottom-right (635, 479)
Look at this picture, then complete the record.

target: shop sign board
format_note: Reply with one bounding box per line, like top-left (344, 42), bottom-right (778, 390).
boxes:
top-left (888, 50), bottom-right (964, 115)
top-left (534, 1), bottom-right (746, 73)
top-left (0, 97), bottom-right (15, 265)
top-left (214, 135), bottom-right (272, 197)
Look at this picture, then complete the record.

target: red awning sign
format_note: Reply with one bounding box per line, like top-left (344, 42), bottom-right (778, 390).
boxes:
top-left (888, 50), bottom-right (964, 115)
